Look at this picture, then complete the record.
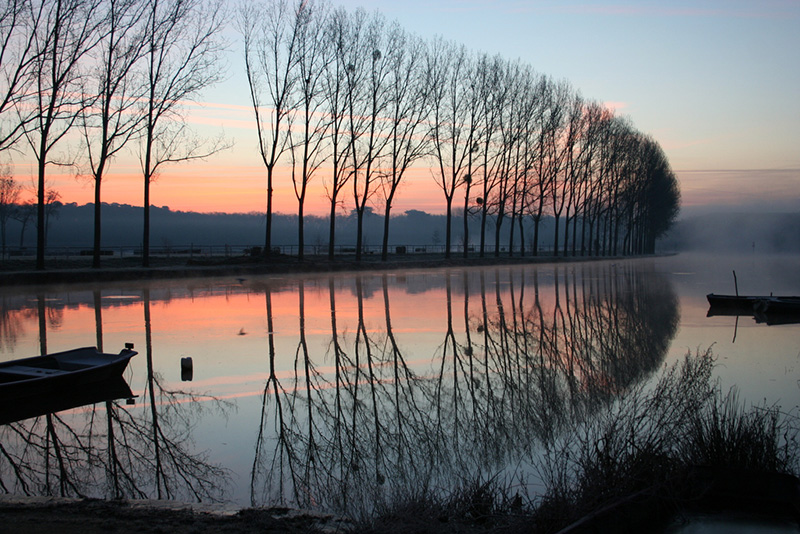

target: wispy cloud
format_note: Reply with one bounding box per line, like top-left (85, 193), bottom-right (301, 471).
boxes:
top-left (465, 1), bottom-right (800, 19)
top-left (676, 167), bottom-right (800, 210)
top-left (603, 101), bottom-right (628, 112)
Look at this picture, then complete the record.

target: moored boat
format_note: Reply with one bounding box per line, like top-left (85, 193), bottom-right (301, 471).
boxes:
top-left (706, 293), bottom-right (768, 311)
top-left (0, 375), bottom-right (135, 425)
top-left (752, 296), bottom-right (800, 314)
top-left (707, 293), bottom-right (800, 313)
top-left (0, 344), bottom-right (136, 401)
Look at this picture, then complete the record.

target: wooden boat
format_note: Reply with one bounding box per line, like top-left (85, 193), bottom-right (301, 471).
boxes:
top-left (0, 344), bottom-right (136, 401)
top-left (706, 293), bottom-right (768, 311)
top-left (752, 296), bottom-right (800, 314)
top-left (0, 375), bottom-right (134, 425)
top-left (707, 294), bottom-right (800, 312)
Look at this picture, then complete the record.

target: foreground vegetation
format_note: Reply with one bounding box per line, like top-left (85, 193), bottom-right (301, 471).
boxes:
top-left (361, 349), bottom-right (799, 533)
top-left (1, 344), bottom-right (797, 533)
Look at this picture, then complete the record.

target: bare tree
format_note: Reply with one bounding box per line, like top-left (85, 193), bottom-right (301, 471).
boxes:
top-left (487, 60), bottom-right (520, 257)
top-left (475, 54), bottom-right (506, 257)
top-left (139, 0), bottom-right (227, 267)
top-left (43, 187), bottom-right (60, 245)
top-left (509, 65), bottom-right (543, 257)
top-left (573, 101), bottom-right (606, 256)
top-left (560, 92), bottom-right (586, 256)
top-left (0, 167), bottom-right (21, 258)
top-left (321, 6), bottom-right (353, 259)
top-left (0, 0), bottom-right (40, 153)
top-left (637, 138), bottom-right (679, 253)
top-left (497, 61), bottom-right (528, 257)
top-left (542, 79), bottom-right (571, 257)
top-left (349, 11), bottom-right (391, 262)
top-left (427, 38), bottom-right (474, 259)
top-left (378, 26), bottom-right (429, 261)
top-left (526, 76), bottom-right (553, 256)
top-left (11, 199), bottom-right (34, 248)
top-left (457, 54), bottom-right (486, 259)
top-left (81, 0), bottom-right (148, 268)
top-left (239, 0), bottom-right (301, 256)
top-left (289, 0), bottom-right (331, 260)
top-left (23, 0), bottom-right (106, 270)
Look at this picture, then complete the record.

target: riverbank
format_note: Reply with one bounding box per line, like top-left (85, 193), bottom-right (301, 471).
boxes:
top-left (3, 468), bottom-right (798, 534)
top-left (0, 251), bottom-right (640, 287)
top-left (0, 495), bottom-right (351, 533)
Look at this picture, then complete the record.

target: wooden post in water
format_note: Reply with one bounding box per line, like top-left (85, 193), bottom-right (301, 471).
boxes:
top-left (733, 270), bottom-right (739, 297)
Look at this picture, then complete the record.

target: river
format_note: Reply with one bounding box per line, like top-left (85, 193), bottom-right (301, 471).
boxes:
top-left (1, 252), bottom-right (798, 514)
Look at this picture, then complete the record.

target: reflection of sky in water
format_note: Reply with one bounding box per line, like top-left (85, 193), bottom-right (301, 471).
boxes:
top-left (653, 253), bottom-right (800, 410)
top-left (0, 253), bottom-right (798, 510)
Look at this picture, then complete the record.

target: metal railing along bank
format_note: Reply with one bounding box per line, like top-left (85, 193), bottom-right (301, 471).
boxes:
top-left (2, 243), bottom-right (560, 260)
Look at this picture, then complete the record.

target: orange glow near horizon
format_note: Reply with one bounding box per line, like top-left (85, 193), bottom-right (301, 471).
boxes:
top-left (10, 155), bottom-right (452, 216)
top-left (26, 163), bottom-right (799, 217)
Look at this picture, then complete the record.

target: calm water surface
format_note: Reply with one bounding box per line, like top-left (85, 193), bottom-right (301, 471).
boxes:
top-left (1, 253), bottom-right (798, 513)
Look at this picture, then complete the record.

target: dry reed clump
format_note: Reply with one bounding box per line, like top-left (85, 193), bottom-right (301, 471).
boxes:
top-left (359, 348), bottom-right (800, 533)
top-left (682, 388), bottom-right (798, 472)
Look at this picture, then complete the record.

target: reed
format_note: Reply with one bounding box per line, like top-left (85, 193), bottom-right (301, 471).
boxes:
top-left (358, 348), bottom-right (800, 533)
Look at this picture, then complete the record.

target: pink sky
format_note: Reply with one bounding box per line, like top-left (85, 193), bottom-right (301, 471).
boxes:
top-left (7, 0), bottom-right (799, 218)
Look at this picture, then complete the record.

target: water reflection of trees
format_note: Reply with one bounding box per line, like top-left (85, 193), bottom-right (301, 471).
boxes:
top-left (0, 288), bottom-right (231, 503)
top-left (249, 263), bottom-right (679, 518)
top-left (0, 265), bottom-right (678, 512)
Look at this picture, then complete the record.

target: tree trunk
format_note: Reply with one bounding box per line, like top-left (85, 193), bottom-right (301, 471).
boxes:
top-left (298, 200), bottom-right (305, 261)
top-left (355, 207), bottom-right (364, 262)
top-left (93, 180), bottom-right (102, 269)
top-left (552, 214), bottom-right (560, 257)
top-left (444, 195), bottom-right (453, 259)
top-left (36, 152), bottom-right (46, 270)
top-left (479, 205), bottom-right (487, 258)
top-left (265, 168), bottom-right (273, 255)
top-left (328, 198), bottom-right (337, 260)
top-left (381, 199), bottom-right (393, 261)
top-left (462, 185), bottom-right (470, 258)
top-left (143, 180), bottom-right (150, 267)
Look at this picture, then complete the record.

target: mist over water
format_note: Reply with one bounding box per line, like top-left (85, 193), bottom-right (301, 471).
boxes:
top-left (0, 253), bottom-right (797, 513)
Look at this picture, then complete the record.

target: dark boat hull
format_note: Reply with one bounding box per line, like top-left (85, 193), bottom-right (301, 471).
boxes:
top-left (0, 376), bottom-right (135, 425)
top-left (707, 294), bottom-right (800, 321)
top-left (706, 294), bottom-right (768, 312)
top-left (0, 346), bottom-right (136, 402)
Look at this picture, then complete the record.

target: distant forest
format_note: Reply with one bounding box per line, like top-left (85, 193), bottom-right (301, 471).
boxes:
top-left (5, 202), bottom-right (798, 255)
top-left (10, 202), bottom-right (554, 254)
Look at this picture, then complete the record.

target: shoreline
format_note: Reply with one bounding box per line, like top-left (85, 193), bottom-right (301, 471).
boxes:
top-left (0, 252), bottom-right (657, 287)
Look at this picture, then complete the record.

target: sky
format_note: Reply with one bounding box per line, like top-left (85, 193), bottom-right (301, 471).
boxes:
top-left (10, 0), bottom-right (800, 218)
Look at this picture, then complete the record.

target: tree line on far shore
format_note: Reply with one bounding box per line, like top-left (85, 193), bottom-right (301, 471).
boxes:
top-left (0, 0), bottom-right (679, 269)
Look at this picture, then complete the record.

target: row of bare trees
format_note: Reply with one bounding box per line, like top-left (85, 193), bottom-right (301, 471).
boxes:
top-left (0, 0), bottom-right (679, 269)
top-left (241, 0), bottom-right (680, 262)
top-left (0, 0), bottom-right (226, 270)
